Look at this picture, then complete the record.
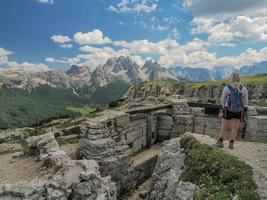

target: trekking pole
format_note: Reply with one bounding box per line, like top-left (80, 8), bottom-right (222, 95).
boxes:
top-left (240, 111), bottom-right (243, 138)
top-left (241, 108), bottom-right (247, 139)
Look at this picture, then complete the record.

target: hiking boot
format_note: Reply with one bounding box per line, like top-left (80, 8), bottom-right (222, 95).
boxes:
top-left (214, 139), bottom-right (224, 148)
top-left (229, 140), bottom-right (235, 150)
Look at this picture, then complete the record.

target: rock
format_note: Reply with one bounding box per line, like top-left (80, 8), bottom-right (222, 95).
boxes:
top-left (149, 138), bottom-right (196, 200)
top-left (247, 106), bottom-right (258, 116)
top-left (139, 189), bottom-right (148, 199)
top-left (26, 132), bottom-right (59, 155)
top-left (12, 152), bottom-right (25, 159)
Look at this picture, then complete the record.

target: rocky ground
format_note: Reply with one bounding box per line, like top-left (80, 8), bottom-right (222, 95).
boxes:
top-left (0, 141), bottom-right (79, 184)
top-left (190, 133), bottom-right (267, 200)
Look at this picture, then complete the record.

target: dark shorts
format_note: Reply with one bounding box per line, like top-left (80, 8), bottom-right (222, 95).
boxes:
top-left (223, 109), bottom-right (241, 120)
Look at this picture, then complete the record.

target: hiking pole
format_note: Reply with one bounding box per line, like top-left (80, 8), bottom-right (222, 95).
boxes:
top-left (240, 109), bottom-right (247, 139)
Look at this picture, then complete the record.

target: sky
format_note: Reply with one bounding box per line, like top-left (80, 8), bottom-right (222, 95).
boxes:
top-left (0, 0), bottom-right (267, 72)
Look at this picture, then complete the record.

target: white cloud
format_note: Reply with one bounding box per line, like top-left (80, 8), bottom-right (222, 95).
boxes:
top-left (183, 0), bottom-right (267, 17)
top-left (45, 56), bottom-right (80, 65)
top-left (0, 47), bottom-right (50, 72)
top-left (151, 24), bottom-right (169, 31)
top-left (8, 62), bottom-right (50, 72)
top-left (107, 5), bottom-right (119, 13)
top-left (191, 15), bottom-right (267, 44)
top-left (51, 35), bottom-right (71, 44)
top-left (67, 57), bottom-right (80, 64)
top-left (37, 0), bottom-right (54, 4)
top-left (74, 29), bottom-right (111, 45)
top-left (168, 28), bottom-right (180, 40)
top-left (45, 57), bottom-right (56, 62)
top-left (217, 46), bottom-right (267, 68)
top-left (107, 0), bottom-right (158, 14)
top-left (0, 47), bottom-right (13, 57)
top-left (113, 38), bottom-right (179, 56)
top-left (60, 44), bottom-right (73, 49)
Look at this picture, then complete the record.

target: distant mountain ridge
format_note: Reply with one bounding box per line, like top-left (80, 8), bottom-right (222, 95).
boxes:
top-left (0, 56), bottom-right (267, 90)
top-left (169, 61), bottom-right (267, 82)
top-left (0, 56), bottom-right (177, 90)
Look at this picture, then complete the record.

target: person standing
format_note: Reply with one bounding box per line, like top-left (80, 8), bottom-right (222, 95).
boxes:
top-left (214, 72), bottom-right (249, 149)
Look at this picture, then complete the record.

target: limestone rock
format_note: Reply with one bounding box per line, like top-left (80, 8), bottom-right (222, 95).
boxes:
top-left (26, 132), bottom-right (59, 155)
top-left (149, 138), bottom-right (196, 200)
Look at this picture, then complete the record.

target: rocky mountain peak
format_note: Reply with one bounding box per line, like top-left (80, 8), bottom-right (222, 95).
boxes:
top-left (37, 70), bottom-right (72, 88)
top-left (90, 65), bottom-right (110, 88)
top-left (143, 59), bottom-right (163, 73)
top-left (66, 65), bottom-right (91, 84)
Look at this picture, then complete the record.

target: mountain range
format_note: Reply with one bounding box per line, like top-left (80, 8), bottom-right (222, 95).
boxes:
top-left (0, 56), bottom-right (267, 129)
top-left (1, 56), bottom-right (267, 91)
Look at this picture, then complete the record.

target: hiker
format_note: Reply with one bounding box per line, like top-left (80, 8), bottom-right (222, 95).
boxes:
top-left (215, 72), bottom-right (248, 149)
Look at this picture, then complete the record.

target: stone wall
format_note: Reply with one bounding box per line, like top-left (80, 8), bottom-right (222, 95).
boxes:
top-left (246, 115), bottom-right (267, 141)
top-left (149, 138), bottom-right (196, 200)
top-left (78, 103), bottom-right (267, 197)
top-left (0, 132), bottom-right (117, 200)
top-left (78, 106), bottom-right (181, 195)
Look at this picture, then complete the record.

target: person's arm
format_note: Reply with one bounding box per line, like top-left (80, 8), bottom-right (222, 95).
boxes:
top-left (242, 87), bottom-right (249, 110)
top-left (221, 86), bottom-right (230, 108)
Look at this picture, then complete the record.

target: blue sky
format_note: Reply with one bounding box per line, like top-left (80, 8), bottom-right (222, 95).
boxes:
top-left (0, 0), bottom-right (267, 72)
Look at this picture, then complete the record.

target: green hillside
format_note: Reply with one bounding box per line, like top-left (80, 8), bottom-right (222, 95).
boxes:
top-left (0, 78), bottom-right (130, 129)
top-left (0, 85), bottom-right (90, 128)
top-left (185, 73), bottom-right (267, 89)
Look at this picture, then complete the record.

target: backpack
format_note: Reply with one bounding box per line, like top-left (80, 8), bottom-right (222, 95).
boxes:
top-left (226, 84), bottom-right (244, 113)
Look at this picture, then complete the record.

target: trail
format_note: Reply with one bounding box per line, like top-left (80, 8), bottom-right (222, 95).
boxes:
top-left (191, 133), bottom-right (267, 200)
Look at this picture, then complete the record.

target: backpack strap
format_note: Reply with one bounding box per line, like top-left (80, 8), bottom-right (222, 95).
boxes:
top-left (239, 84), bottom-right (243, 91)
top-left (227, 84), bottom-right (243, 92)
top-left (227, 84), bottom-right (234, 92)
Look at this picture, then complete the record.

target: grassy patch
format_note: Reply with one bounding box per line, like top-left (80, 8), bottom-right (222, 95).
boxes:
top-left (180, 135), bottom-right (260, 200)
top-left (57, 137), bottom-right (80, 145)
top-left (67, 106), bottom-right (97, 117)
top-left (185, 73), bottom-right (267, 89)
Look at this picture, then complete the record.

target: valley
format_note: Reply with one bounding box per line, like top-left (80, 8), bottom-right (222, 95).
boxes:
top-left (1, 56), bottom-right (267, 129)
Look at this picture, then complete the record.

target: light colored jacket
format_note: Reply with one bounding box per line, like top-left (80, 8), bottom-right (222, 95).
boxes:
top-left (221, 83), bottom-right (249, 108)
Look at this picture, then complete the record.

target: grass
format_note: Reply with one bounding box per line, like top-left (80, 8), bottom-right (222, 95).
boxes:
top-left (180, 135), bottom-right (260, 200)
top-left (57, 137), bottom-right (80, 145)
top-left (67, 106), bottom-right (97, 117)
top-left (186, 73), bottom-right (267, 89)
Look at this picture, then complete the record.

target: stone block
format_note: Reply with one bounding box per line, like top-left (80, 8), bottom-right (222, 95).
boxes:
top-left (246, 115), bottom-right (267, 141)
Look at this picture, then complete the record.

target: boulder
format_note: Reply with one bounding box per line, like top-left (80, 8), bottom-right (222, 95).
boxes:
top-left (149, 138), bottom-right (196, 200)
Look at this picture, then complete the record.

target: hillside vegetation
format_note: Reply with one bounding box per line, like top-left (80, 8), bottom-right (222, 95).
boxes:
top-left (126, 74), bottom-right (267, 105)
top-left (0, 78), bottom-right (130, 129)
top-left (0, 85), bottom-right (90, 128)
top-left (180, 135), bottom-right (260, 200)
top-left (186, 73), bottom-right (267, 89)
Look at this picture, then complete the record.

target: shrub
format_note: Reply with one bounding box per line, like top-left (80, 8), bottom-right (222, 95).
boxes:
top-left (180, 135), bottom-right (260, 200)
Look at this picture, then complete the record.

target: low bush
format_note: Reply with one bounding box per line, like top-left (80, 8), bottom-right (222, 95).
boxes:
top-left (180, 135), bottom-right (260, 200)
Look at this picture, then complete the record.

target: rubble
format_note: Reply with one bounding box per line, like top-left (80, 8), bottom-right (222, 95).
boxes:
top-left (0, 131), bottom-right (117, 200)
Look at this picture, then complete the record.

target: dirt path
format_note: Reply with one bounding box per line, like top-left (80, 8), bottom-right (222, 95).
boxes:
top-left (190, 133), bottom-right (267, 200)
top-left (0, 153), bottom-right (46, 184)
top-left (131, 144), bottom-right (161, 167)
top-left (0, 143), bottom-right (79, 184)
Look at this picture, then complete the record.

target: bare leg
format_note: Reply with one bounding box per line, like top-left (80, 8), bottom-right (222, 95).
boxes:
top-left (231, 119), bottom-right (240, 141)
top-left (219, 118), bottom-right (230, 139)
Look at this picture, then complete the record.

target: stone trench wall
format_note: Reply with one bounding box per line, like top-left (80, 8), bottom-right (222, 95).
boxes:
top-left (78, 103), bottom-right (267, 197)
top-left (79, 110), bottom-right (159, 195)
top-left (191, 106), bottom-right (267, 141)
top-left (0, 132), bottom-right (117, 200)
top-left (78, 103), bottom-right (193, 196)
